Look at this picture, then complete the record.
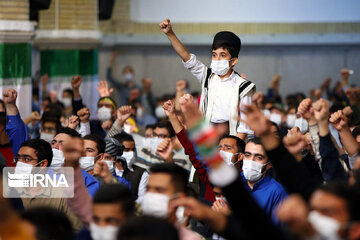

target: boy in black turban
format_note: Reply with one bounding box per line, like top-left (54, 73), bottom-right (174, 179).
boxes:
top-left (160, 19), bottom-right (255, 139)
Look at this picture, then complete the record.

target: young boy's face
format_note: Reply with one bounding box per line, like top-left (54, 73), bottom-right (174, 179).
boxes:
top-left (212, 47), bottom-right (232, 61)
top-left (211, 47), bottom-right (238, 68)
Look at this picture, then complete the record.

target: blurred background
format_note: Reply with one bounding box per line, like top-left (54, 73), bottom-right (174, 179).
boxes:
top-left (0, 0), bottom-right (359, 117)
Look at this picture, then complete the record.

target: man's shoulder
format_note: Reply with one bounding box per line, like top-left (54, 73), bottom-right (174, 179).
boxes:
top-left (266, 177), bottom-right (287, 195)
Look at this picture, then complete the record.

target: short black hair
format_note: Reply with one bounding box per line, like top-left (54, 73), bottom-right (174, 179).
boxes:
top-left (212, 41), bottom-right (238, 59)
top-left (20, 139), bottom-right (53, 166)
top-left (56, 127), bottom-right (81, 138)
top-left (246, 136), bottom-right (263, 146)
top-left (150, 163), bottom-right (189, 193)
top-left (145, 124), bottom-right (155, 130)
top-left (352, 126), bottom-right (360, 139)
top-left (83, 134), bottom-right (106, 154)
top-left (219, 134), bottom-right (245, 153)
top-left (45, 102), bottom-right (64, 113)
top-left (117, 216), bottom-right (179, 240)
top-left (0, 112), bottom-right (6, 126)
top-left (41, 111), bottom-right (61, 134)
top-left (62, 88), bottom-right (74, 99)
top-left (21, 207), bottom-right (74, 240)
top-left (94, 184), bottom-right (135, 217)
top-left (154, 120), bottom-right (175, 138)
top-left (113, 133), bottom-right (135, 145)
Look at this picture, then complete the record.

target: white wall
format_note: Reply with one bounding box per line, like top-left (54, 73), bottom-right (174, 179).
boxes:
top-left (130, 0), bottom-right (360, 23)
top-left (98, 45), bottom-right (360, 104)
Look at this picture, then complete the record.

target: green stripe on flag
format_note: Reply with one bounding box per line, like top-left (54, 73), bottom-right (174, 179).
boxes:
top-left (40, 49), bottom-right (98, 77)
top-left (0, 43), bottom-right (31, 80)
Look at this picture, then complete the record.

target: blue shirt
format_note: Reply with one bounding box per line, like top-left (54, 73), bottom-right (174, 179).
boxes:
top-left (112, 172), bottom-right (132, 191)
top-left (241, 172), bottom-right (287, 222)
top-left (81, 170), bottom-right (100, 198)
top-left (6, 113), bottom-right (28, 156)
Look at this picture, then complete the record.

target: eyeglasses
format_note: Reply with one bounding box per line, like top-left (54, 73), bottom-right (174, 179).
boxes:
top-left (41, 126), bottom-right (56, 133)
top-left (153, 133), bottom-right (169, 139)
top-left (14, 155), bottom-right (38, 163)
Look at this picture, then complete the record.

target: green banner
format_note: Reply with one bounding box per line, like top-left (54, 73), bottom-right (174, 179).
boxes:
top-left (0, 43), bottom-right (31, 80)
top-left (40, 49), bottom-right (98, 77)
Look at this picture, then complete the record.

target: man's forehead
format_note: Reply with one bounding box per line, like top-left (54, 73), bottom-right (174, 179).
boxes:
top-left (54, 133), bottom-right (71, 142)
top-left (148, 173), bottom-right (171, 184)
top-left (219, 138), bottom-right (236, 147)
top-left (84, 139), bottom-right (97, 148)
top-left (154, 127), bottom-right (168, 134)
top-left (18, 146), bottom-right (36, 155)
top-left (123, 141), bottom-right (135, 148)
top-left (245, 142), bottom-right (265, 154)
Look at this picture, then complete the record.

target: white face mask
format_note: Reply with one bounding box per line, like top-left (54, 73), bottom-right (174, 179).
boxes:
top-left (155, 106), bottom-right (166, 119)
top-left (143, 137), bottom-right (164, 153)
top-left (122, 151), bottom-right (136, 169)
top-left (115, 167), bottom-right (123, 177)
top-left (97, 107), bottom-right (112, 122)
top-left (215, 196), bottom-right (228, 203)
top-left (308, 211), bottom-right (340, 239)
top-left (123, 73), bottom-right (134, 82)
top-left (294, 117), bottom-right (308, 133)
top-left (137, 108), bottom-right (144, 118)
top-left (90, 222), bottom-right (119, 240)
top-left (262, 109), bottom-right (271, 119)
top-left (219, 150), bottom-right (234, 165)
top-left (269, 113), bottom-right (282, 126)
top-left (40, 132), bottom-right (55, 144)
top-left (14, 161), bottom-right (34, 175)
top-left (123, 124), bottom-right (132, 134)
top-left (142, 192), bottom-right (170, 218)
top-left (62, 98), bottom-right (72, 108)
top-left (286, 114), bottom-right (296, 128)
top-left (104, 160), bottom-right (114, 173)
top-left (79, 156), bottom-right (95, 171)
top-left (242, 160), bottom-right (268, 182)
top-left (51, 149), bottom-right (65, 170)
top-left (210, 59), bottom-right (232, 76)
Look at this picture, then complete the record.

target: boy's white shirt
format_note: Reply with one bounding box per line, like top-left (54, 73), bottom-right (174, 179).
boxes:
top-left (183, 53), bottom-right (253, 135)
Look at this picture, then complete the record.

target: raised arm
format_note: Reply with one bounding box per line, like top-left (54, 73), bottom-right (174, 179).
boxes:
top-left (159, 19), bottom-right (191, 62)
top-left (3, 89), bottom-right (28, 155)
top-left (330, 110), bottom-right (359, 159)
top-left (313, 99), bottom-right (346, 181)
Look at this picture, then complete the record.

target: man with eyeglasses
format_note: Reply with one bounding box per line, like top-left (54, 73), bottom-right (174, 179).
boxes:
top-left (39, 111), bottom-right (61, 143)
top-left (14, 139), bottom-right (84, 232)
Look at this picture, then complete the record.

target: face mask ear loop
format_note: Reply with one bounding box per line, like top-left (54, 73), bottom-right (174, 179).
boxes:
top-left (261, 161), bottom-right (271, 174)
top-left (33, 160), bottom-right (46, 174)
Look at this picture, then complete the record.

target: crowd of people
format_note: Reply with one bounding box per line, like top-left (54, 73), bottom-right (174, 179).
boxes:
top-left (0, 18), bottom-right (360, 240)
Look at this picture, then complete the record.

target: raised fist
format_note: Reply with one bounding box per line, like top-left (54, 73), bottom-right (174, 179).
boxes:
top-left (297, 98), bottom-right (313, 121)
top-left (329, 110), bottom-right (348, 131)
top-left (159, 19), bottom-right (173, 35)
top-left (3, 89), bottom-right (17, 105)
top-left (156, 138), bottom-right (174, 162)
top-left (312, 99), bottom-right (329, 123)
top-left (163, 100), bottom-right (175, 117)
top-left (77, 108), bottom-right (90, 123)
top-left (71, 75), bottom-right (82, 90)
top-left (68, 115), bottom-right (80, 129)
top-left (117, 105), bottom-right (132, 124)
